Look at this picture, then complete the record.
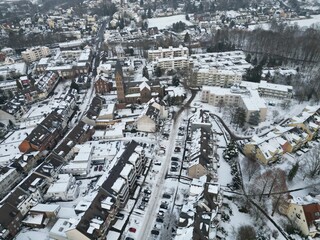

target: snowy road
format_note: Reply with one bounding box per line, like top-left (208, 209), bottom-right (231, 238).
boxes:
top-left (138, 115), bottom-right (182, 240)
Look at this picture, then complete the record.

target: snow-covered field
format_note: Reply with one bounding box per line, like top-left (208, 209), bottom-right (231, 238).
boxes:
top-left (249, 14), bottom-right (320, 30)
top-left (148, 15), bottom-right (193, 29)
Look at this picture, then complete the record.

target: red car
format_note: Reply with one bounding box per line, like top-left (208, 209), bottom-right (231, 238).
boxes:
top-left (129, 227), bottom-right (136, 233)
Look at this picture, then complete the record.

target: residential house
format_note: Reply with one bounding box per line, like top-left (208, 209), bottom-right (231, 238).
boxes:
top-left (188, 127), bottom-right (213, 179)
top-left (280, 195), bottom-right (320, 237)
top-left (18, 110), bottom-right (67, 153)
top-left (135, 103), bottom-right (160, 132)
top-left (94, 77), bottom-right (112, 94)
top-left (0, 167), bottom-right (22, 199)
top-left (0, 203), bottom-right (23, 240)
top-left (65, 141), bottom-right (145, 240)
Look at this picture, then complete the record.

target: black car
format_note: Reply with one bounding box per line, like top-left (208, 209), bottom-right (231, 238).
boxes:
top-left (151, 230), bottom-right (160, 236)
top-left (171, 162), bottom-right (179, 166)
top-left (156, 217), bottom-right (164, 223)
top-left (162, 193), bottom-right (171, 199)
top-left (170, 167), bottom-right (177, 172)
top-left (171, 157), bottom-right (179, 161)
top-left (160, 204), bottom-right (168, 209)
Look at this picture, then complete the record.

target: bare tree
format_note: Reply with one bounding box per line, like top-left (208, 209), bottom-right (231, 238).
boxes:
top-left (237, 225), bottom-right (256, 240)
top-left (302, 147), bottom-right (320, 179)
top-left (243, 155), bottom-right (260, 182)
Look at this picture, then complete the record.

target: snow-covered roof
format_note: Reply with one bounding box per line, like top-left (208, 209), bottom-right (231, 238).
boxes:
top-left (31, 203), bottom-right (60, 213)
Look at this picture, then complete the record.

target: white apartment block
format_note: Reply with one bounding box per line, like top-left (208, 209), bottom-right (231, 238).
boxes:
top-left (157, 56), bottom-right (189, 70)
top-left (241, 80), bottom-right (293, 99)
top-left (21, 46), bottom-right (51, 63)
top-left (195, 67), bottom-right (242, 87)
top-left (148, 45), bottom-right (189, 61)
top-left (201, 86), bottom-right (267, 123)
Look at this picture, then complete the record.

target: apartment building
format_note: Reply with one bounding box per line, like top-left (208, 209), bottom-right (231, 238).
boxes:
top-left (148, 45), bottom-right (189, 61)
top-left (194, 68), bottom-right (242, 87)
top-left (156, 56), bottom-right (189, 70)
top-left (201, 86), bottom-right (267, 123)
top-left (21, 46), bottom-right (51, 63)
top-left (241, 80), bottom-right (293, 99)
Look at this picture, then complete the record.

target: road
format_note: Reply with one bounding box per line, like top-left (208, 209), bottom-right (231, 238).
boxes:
top-left (138, 115), bottom-right (181, 239)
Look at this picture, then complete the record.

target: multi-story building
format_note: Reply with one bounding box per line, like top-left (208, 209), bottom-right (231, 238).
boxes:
top-left (201, 86), bottom-right (267, 123)
top-left (0, 167), bottom-right (22, 199)
top-left (21, 46), bottom-right (51, 63)
top-left (156, 56), bottom-right (189, 70)
top-left (194, 68), bottom-right (242, 87)
top-left (65, 141), bottom-right (146, 240)
top-left (94, 77), bottom-right (112, 95)
top-left (241, 80), bottom-right (293, 99)
top-left (148, 45), bottom-right (189, 61)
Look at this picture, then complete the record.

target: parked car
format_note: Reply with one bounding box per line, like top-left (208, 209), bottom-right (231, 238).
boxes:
top-left (151, 230), bottom-right (160, 236)
top-left (129, 227), bottom-right (136, 233)
top-left (160, 203), bottom-right (168, 209)
top-left (171, 157), bottom-right (179, 161)
top-left (156, 217), bottom-right (164, 223)
top-left (142, 197), bottom-right (149, 202)
top-left (162, 193), bottom-right (171, 199)
top-left (144, 189), bottom-right (151, 195)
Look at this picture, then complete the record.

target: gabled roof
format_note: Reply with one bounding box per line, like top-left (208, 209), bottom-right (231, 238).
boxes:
top-left (101, 141), bottom-right (138, 195)
top-left (303, 203), bottom-right (320, 226)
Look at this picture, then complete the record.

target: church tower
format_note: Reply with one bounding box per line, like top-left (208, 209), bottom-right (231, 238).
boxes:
top-left (115, 61), bottom-right (125, 103)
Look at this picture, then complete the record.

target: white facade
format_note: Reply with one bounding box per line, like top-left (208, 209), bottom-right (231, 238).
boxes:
top-left (0, 168), bottom-right (21, 196)
top-left (136, 115), bottom-right (157, 132)
top-left (195, 67), bottom-right (242, 87)
top-left (201, 86), bottom-right (267, 123)
top-left (44, 174), bottom-right (79, 201)
top-left (148, 45), bottom-right (189, 61)
top-left (21, 46), bottom-right (51, 63)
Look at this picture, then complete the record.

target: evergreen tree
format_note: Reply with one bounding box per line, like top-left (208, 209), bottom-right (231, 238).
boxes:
top-left (16, 79), bottom-right (23, 90)
top-left (147, 7), bottom-right (152, 18)
top-left (70, 80), bottom-right (80, 93)
top-left (233, 107), bottom-right (246, 129)
top-left (154, 66), bottom-right (163, 77)
top-left (172, 75), bottom-right (179, 86)
top-left (185, 14), bottom-right (190, 20)
top-left (142, 66), bottom-right (149, 79)
top-left (248, 111), bottom-right (260, 126)
top-left (184, 32), bottom-right (190, 43)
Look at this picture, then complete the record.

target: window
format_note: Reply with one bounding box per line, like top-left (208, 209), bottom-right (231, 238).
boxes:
top-left (59, 227), bottom-right (64, 232)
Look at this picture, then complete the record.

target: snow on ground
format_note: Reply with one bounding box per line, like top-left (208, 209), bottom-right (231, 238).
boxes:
top-left (148, 15), bottom-right (193, 29)
top-left (248, 14), bottom-right (320, 30)
top-left (16, 228), bottom-right (50, 240)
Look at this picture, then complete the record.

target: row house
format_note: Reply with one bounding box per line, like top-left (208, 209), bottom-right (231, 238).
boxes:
top-left (175, 176), bottom-right (223, 240)
top-left (18, 110), bottom-right (68, 153)
top-left (82, 95), bottom-right (105, 126)
top-left (65, 141), bottom-right (145, 240)
top-left (188, 127), bottom-right (215, 179)
top-left (288, 105), bottom-right (320, 141)
top-left (0, 203), bottom-right (23, 240)
top-left (53, 121), bottom-right (95, 159)
top-left (244, 105), bottom-right (320, 164)
top-left (0, 167), bottom-right (22, 199)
